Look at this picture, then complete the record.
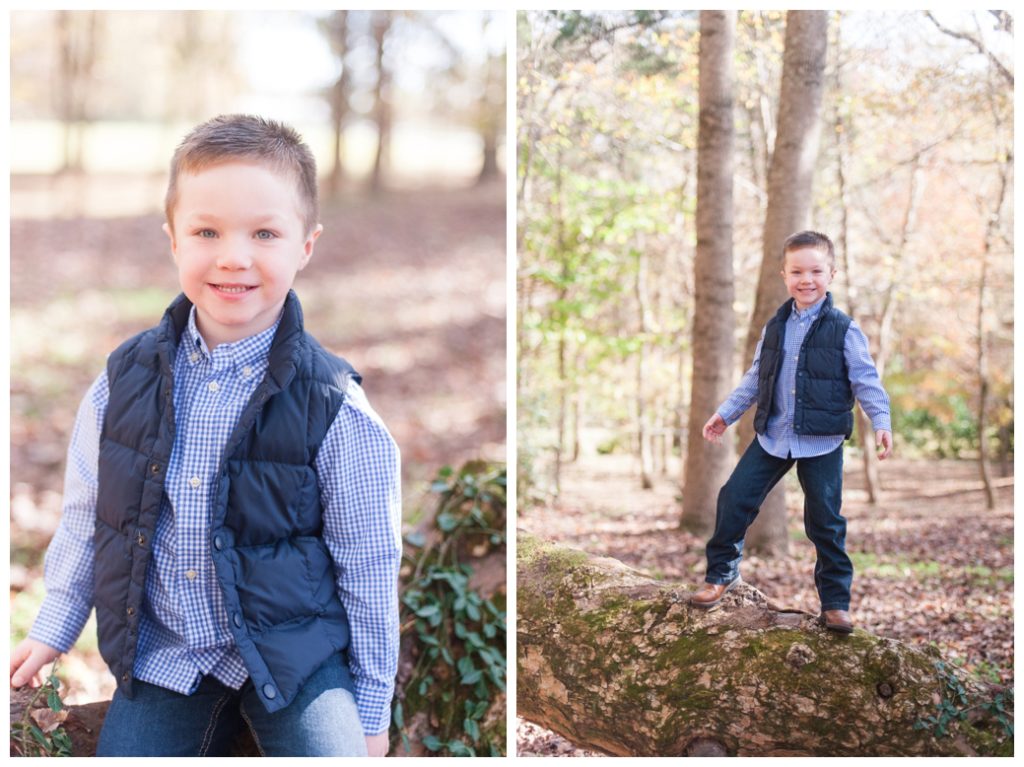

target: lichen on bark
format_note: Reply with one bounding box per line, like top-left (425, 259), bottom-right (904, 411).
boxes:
top-left (517, 533), bottom-right (1011, 757)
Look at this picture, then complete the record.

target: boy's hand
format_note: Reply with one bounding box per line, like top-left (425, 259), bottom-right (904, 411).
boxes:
top-left (702, 413), bottom-right (728, 444)
top-left (365, 732), bottom-right (388, 757)
top-left (875, 430), bottom-right (893, 460)
top-left (10, 638), bottom-right (61, 688)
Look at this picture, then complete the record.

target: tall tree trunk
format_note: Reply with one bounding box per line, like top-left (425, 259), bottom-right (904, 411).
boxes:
top-left (325, 11), bottom-right (350, 199)
top-left (741, 11), bottom-right (829, 556)
top-left (976, 155), bottom-right (1008, 510)
top-left (55, 11), bottom-right (99, 174)
top-left (636, 248), bottom-right (654, 490)
top-left (680, 10), bottom-right (736, 535)
top-left (370, 11), bottom-right (393, 194)
top-left (476, 15), bottom-right (504, 185)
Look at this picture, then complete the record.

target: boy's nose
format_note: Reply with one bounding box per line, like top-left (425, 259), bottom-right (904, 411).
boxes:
top-left (216, 243), bottom-right (254, 269)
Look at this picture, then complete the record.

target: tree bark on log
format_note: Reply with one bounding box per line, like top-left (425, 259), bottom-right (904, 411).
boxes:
top-left (517, 534), bottom-right (1011, 757)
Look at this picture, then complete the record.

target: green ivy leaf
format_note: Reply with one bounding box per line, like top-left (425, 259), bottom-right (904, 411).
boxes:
top-left (423, 735), bottom-right (443, 752)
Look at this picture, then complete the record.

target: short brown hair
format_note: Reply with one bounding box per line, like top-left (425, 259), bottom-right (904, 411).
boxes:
top-left (165, 114), bottom-right (319, 234)
top-left (782, 230), bottom-right (835, 268)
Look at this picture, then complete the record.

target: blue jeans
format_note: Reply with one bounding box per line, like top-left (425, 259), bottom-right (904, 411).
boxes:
top-left (704, 439), bottom-right (852, 611)
top-left (95, 654), bottom-right (367, 757)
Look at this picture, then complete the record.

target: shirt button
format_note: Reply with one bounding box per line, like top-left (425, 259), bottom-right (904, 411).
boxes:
top-left (185, 570), bottom-right (197, 581)
top-left (208, 381), bottom-right (219, 393)
top-left (190, 352), bottom-right (200, 363)
top-left (242, 366), bottom-right (253, 378)
top-left (189, 476), bottom-right (201, 489)
top-left (263, 684), bottom-right (277, 700)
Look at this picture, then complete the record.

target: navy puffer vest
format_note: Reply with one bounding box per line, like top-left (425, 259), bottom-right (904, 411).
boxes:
top-left (753, 292), bottom-right (855, 439)
top-left (94, 290), bottom-right (358, 712)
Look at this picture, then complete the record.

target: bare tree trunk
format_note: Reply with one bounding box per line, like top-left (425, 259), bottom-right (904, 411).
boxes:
top-left (832, 21), bottom-right (881, 503)
top-left (680, 10), bottom-right (736, 535)
top-left (636, 247), bottom-right (654, 490)
top-left (324, 11), bottom-right (350, 199)
top-left (742, 11), bottom-right (829, 556)
top-left (370, 11), bottom-right (393, 194)
top-left (55, 11), bottom-right (100, 174)
top-left (976, 157), bottom-right (1008, 510)
top-left (476, 17), bottom-right (504, 186)
top-left (517, 535), bottom-right (1012, 757)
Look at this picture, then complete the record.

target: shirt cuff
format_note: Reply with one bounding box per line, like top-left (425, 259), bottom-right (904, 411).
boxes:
top-left (870, 414), bottom-right (892, 434)
top-left (28, 594), bottom-right (92, 653)
top-left (354, 678), bottom-right (394, 735)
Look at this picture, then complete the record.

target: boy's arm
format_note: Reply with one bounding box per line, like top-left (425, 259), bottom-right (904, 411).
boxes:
top-left (16, 372), bottom-right (107, 679)
top-left (845, 320), bottom-right (891, 434)
top-left (317, 380), bottom-right (402, 739)
top-left (716, 326), bottom-right (766, 426)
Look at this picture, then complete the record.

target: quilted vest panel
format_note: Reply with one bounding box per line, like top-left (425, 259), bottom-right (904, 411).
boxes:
top-left (753, 292), bottom-right (855, 439)
top-left (94, 290), bottom-right (360, 713)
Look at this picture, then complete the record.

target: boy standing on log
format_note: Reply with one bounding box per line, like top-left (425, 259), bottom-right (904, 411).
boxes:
top-left (10, 115), bottom-right (402, 756)
top-left (691, 230), bottom-right (892, 633)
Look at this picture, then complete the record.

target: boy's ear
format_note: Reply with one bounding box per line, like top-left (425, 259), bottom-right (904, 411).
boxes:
top-left (162, 222), bottom-right (178, 260)
top-left (299, 224), bottom-right (323, 270)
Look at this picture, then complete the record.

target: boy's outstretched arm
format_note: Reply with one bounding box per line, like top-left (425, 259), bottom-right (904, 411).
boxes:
top-left (10, 638), bottom-right (61, 688)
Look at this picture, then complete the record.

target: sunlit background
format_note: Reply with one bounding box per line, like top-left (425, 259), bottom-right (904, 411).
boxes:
top-left (10, 9), bottom-right (507, 712)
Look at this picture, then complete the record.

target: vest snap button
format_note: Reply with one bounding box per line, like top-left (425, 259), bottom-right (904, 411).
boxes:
top-left (263, 684), bottom-right (277, 700)
top-left (151, 463), bottom-right (160, 474)
top-left (137, 533), bottom-right (146, 546)
top-left (122, 673), bottom-right (129, 682)
top-left (126, 606), bottom-right (135, 616)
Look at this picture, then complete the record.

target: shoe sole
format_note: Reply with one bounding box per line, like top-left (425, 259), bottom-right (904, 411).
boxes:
top-left (819, 615), bottom-right (854, 634)
top-left (690, 577), bottom-right (741, 609)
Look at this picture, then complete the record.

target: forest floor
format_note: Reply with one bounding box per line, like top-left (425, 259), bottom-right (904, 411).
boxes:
top-left (9, 176), bottom-right (506, 704)
top-left (516, 450), bottom-right (1014, 756)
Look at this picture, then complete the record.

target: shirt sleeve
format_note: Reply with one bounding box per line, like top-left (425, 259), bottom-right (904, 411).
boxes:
top-left (845, 320), bottom-right (892, 432)
top-left (29, 371), bottom-right (108, 653)
top-left (316, 379), bottom-right (402, 736)
top-left (717, 325), bottom-right (766, 425)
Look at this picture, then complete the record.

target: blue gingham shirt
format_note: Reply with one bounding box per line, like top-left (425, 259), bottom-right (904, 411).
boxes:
top-left (718, 296), bottom-right (891, 458)
top-left (30, 308), bottom-right (402, 735)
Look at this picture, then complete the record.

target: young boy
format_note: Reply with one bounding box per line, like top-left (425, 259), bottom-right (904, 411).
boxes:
top-left (691, 230), bottom-right (892, 633)
top-left (10, 115), bottom-right (402, 756)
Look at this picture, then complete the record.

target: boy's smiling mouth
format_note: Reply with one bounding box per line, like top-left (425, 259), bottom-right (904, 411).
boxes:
top-left (211, 283), bottom-right (256, 294)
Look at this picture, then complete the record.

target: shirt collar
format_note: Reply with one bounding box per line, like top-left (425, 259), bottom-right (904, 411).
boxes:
top-left (789, 295), bottom-right (827, 322)
top-left (185, 306), bottom-right (281, 377)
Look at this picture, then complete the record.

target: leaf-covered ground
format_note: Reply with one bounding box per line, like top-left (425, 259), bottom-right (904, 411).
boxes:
top-left (516, 450), bottom-right (1013, 756)
top-left (10, 177), bottom-right (506, 705)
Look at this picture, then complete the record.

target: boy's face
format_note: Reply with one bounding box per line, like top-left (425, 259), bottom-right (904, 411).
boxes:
top-left (163, 161), bottom-right (320, 348)
top-left (781, 245), bottom-right (835, 311)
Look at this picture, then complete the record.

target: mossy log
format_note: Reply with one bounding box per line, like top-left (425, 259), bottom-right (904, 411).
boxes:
top-left (517, 534), bottom-right (1011, 757)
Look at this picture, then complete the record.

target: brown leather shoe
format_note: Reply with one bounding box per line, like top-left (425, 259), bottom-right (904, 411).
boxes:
top-left (690, 576), bottom-right (741, 609)
top-left (820, 609), bottom-right (854, 633)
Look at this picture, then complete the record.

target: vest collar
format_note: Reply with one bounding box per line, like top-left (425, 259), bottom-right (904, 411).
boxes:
top-left (154, 290), bottom-right (305, 392)
top-left (775, 291), bottom-right (834, 324)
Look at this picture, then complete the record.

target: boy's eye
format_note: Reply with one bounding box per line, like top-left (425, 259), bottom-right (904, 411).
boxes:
top-left (197, 229), bottom-right (217, 238)
top-left (255, 230), bottom-right (276, 240)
